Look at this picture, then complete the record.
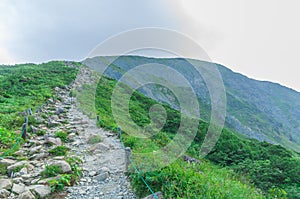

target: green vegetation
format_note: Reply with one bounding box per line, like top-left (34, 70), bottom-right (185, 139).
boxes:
top-left (37, 130), bottom-right (46, 136)
top-left (95, 77), bottom-right (299, 198)
top-left (0, 61), bottom-right (78, 157)
top-left (0, 164), bottom-right (7, 175)
top-left (41, 165), bottom-right (63, 178)
top-left (65, 157), bottom-right (83, 182)
top-left (0, 127), bottom-right (19, 149)
top-left (55, 131), bottom-right (69, 142)
top-left (49, 146), bottom-right (68, 156)
top-left (87, 135), bottom-right (103, 144)
top-left (11, 164), bottom-right (25, 173)
top-left (1, 60), bottom-right (299, 198)
top-left (48, 174), bottom-right (72, 192)
top-left (47, 157), bottom-right (82, 193)
top-left (85, 56), bottom-right (300, 152)
top-left (131, 159), bottom-right (264, 199)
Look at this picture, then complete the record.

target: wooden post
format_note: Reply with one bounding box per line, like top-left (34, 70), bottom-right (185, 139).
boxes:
top-left (125, 147), bottom-right (131, 172)
top-left (24, 117), bottom-right (28, 125)
top-left (21, 123), bottom-right (27, 140)
top-left (117, 127), bottom-right (121, 138)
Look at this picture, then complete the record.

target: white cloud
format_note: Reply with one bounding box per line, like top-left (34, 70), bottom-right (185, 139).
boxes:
top-left (0, 0), bottom-right (299, 91)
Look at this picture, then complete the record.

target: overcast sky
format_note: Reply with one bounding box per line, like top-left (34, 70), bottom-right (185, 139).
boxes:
top-left (0, 0), bottom-right (299, 91)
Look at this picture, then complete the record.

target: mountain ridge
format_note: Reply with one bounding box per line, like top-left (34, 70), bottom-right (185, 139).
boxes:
top-left (83, 55), bottom-right (300, 152)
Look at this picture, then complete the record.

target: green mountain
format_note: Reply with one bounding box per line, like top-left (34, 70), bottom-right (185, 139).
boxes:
top-left (0, 61), bottom-right (299, 198)
top-left (83, 56), bottom-right (300, 152)
top-left (93, 75), bottom-right (299, 198)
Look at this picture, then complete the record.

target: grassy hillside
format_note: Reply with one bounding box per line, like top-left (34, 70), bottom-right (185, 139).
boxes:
top-left (1, 62), bottom-right (298, 198)
top-left (83, 56), bottom-right (300, 152)
top-left (0, 61), bottom-right (78, 155)
top-left (94, 76), bottom-right (299, 198)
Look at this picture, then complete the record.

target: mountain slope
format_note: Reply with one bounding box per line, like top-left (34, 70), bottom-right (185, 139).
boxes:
top-left (83, 56), bottom-right (300, 152)
top-left (94, 75), bottom-right (299, 198)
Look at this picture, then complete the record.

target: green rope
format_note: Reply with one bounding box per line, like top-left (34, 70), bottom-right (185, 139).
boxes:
top-left (0, 121), bottom-right (26, 159)
top-left (119, 129), bottom-right (159, 199)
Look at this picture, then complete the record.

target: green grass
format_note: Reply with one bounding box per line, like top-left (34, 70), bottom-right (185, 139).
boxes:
top-left (0, 164), bottom-right (7, 175)
top-left (49, 146), bottom-right (68, 156)
top-left (87, 135), bottom-right (103, 144)
top-left (94, 77), bottom-right (294, 198)
top-left (41, 165), bottom-right (63, 178)
top-left (47, 157), bottom-right (83, 193)
top-left (55, 131), bottom-right (69, 143)
top-left (0, 61), bottom-right (78, 157)
top-left (1, 61), bottom-right (298, 198)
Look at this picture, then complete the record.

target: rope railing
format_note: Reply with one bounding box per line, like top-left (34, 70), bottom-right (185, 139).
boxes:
top-left (0, 116), bottom-right (28, 160)
top-left (0, 97), bottom-right (160, 198)
top-left (117, 126), bottom-right (160, 199)
top-left (0, 98), bottom-right (49, 159)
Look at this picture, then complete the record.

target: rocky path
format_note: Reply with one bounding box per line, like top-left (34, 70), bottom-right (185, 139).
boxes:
top-left (0, 67), bottom-right (136, 199)
top-left (65, 67), bottom-right (136, 199)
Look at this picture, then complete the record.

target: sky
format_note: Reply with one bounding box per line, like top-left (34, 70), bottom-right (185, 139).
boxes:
top-left (0, 0), bottom-right (299, 91)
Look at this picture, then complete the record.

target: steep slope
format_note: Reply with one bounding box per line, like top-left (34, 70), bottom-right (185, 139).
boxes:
top-left (83, 56), bottom-right (300, 152)
top-left (94, 76), bottom-right (299, 198)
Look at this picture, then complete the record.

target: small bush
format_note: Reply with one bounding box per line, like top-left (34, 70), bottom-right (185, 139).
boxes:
top-left (48, 174), bottom-right (71, 192)
top-left (69, 90), bottom-right (77, 97)
top-left (0, 164), bottom-right (7, 175)
top-left (49, 146), bottom-right (68, 156)
top-left (87, 135), bottom-right (103, 144)
top-left (37, 130), bottom-right (46, 136)
top-left (55, 131), bottom-right (68, 142)
top-left (41, 165), bottom-right (62, 178)
top-left (66, 157), bottom-right (83, 181)
top-left (47, 157), bottom-right (83, 193)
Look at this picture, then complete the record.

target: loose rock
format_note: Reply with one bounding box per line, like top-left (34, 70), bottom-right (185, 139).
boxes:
top-left (18, 190), bottom-right (35, 199)
top-left (0, 179), bottom-right (12, 190)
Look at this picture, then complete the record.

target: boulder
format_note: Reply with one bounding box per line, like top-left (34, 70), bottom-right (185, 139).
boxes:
top-left (93, 172), bottom-right (108, 182)
top-left (29, 146), bottom-right (42, 155)
top-left (18, 190), bottom-right (35, 199)
top-left (47, 99), bottom-right (54, 104)
top-left (89, 143), bottom-right (109, 153)
top-left (30, 125), bottom-right (39, 134)
top-left (12, 183), bottom-right (25, 195)
top-left (183, 155), bottom-right (201, 164)
top-left (143, 192), bottom-right (164, 199)
top-left (50, 160), bottom-right (72, 174)
top-left (89, 171), bottom-right (97, 177)
top-left (7, 161), bottom-right (27, 176)
top-left (29, 152), bottom-right (49, 160)
top-left (48, 121), bottom-right (60, 128)
top-left (29, 185), bottom-right (51, 199)
top-left (0, 179), bottom-right (12, 190)
top-left (0, 158), bottom-right (16, 167)
top-left (45, 137), bottom-right (62, 146)
top-left (0, 189), bottom-right (10, 198)
top-left (56, 107), bottom-right (64, 115)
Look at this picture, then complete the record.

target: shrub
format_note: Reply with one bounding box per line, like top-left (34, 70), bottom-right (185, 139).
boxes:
top-left (41, 165), bottom-right (62, 178)
top-left (49, 146), bottom-right (68, 156)
top-left (87, 135), bottom-right (103, 144)
top-left (48, 174), bottom-right (71, 192)
top-left (47, 157), bottom-right (83, 192)
top-left (66, 157), bottom-right (83, 182)
top-left (55, 131), bottom-right (68, 142)
top-left (37, 130), bottom-right (46, 136)
top-left (0, 164), bottom-right (7, 175)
